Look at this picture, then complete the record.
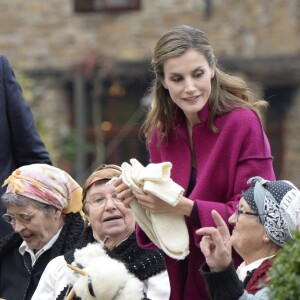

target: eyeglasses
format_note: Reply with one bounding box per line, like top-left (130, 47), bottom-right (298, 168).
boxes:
top-left (85, 194), bottom-right (124, 208)
top-left (235, 204), bottom-right (264, 222)
top-left (2, 209), bottom-right (39, 225)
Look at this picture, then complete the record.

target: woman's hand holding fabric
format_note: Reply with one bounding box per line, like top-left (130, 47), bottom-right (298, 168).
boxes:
top-left (115, 159), bottom-right (190, 260)
top-left (132, 190), bottom-right (173, 213)
top-left (133, 191), bottom-right (194, 216)
top-left (113, 177), bottom-right (136, 208)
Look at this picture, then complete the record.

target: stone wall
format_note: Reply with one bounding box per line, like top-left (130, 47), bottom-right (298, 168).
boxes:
top-left (0, 0), bottom-right (298, 69)
top-left (0, 0), bottom-right (299, 182)
top-left (283, 87), bottom-right (300, 187)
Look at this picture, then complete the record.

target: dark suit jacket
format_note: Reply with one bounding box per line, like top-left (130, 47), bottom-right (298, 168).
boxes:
top-left (0, 55), bottom-right (52, 237)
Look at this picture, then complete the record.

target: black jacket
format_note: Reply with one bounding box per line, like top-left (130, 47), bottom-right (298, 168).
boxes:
top-left (0, 55), bottom-right (52, 237)
top-left (0, 213), bottom-right (84, 300)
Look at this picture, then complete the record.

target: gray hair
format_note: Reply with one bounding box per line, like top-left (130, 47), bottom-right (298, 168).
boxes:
top-left (1, 193), bottom-right (55, 215)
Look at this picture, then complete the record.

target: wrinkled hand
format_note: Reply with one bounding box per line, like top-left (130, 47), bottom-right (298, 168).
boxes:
top-left (114, 176), bottom-right (192, 216)
top-left (132, 190), bottom-right (174, 213)
top-left (114, 177), bottom-right (174, 212)
top-left (196, 210), bottom-right (232, 272)
top-left (113, 177), bottom-right (136, 208)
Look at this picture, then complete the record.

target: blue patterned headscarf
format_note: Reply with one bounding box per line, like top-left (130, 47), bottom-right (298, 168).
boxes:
top-left (242, 176), bottom-right (300, 247)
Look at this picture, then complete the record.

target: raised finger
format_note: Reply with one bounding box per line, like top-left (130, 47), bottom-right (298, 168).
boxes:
top-left (211, 210), bottom-right (231, 241)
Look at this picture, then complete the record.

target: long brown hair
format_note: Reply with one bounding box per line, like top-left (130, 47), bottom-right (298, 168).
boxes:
top-left (142, 25), bottom-right (267, 143)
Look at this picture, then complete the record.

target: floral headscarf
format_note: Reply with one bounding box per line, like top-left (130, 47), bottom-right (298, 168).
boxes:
top-left (2, 164), bottom-right (82, 214)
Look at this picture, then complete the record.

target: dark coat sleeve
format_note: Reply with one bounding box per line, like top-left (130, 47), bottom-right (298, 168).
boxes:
top-left (200, 261), bottom-right (244, 300)
top-left (0, 55), bottom-right (52, 236)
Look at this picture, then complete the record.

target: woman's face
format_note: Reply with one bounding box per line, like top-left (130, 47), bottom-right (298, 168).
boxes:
top-left (228, 197), bottom-right (267, 262)
top-left (162, 49), bottom-right (214, 124)
top-left (85, 183), bottom-right (135, 246)
top-left (7, 202), bottom-right (61, 252)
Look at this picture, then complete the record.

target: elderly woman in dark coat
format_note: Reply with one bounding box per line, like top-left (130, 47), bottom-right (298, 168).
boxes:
top-left (0, 164), bottom-right (84, 300)
top-left (197, 176), bottom-right (300, 300)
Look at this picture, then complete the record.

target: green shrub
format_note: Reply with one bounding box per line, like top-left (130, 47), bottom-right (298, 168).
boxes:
top-left (268, 229), bottom-right (300, 299)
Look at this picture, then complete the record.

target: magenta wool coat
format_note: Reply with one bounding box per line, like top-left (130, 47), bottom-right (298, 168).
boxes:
top-left (137, 104), bottom-right (276, 300)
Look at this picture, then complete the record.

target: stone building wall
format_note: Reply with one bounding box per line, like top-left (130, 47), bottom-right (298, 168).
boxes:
top-left (0, 0), bottom-right (298, 69)
top-left (0, 0), bottom-right (299, 182)
top-left (283, 88), bottom-right (300, 186)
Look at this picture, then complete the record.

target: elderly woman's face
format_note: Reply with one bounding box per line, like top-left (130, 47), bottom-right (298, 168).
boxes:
top-left (6, 202), bottom-right (61, 252)
top-left (85, 183), bottom-right (135, 244)
top-left (228, 197), bottom-right (267, 260)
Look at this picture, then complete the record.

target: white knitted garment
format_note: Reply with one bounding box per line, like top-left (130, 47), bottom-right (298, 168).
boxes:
top-left (121, 158), bottom-right (190, 260)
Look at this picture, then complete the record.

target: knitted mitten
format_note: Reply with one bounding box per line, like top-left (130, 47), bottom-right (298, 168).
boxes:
top-left (151, 212), bottom-right (190, 259)
top-left (121, 160), bottom-right (160, 247)
top-left (121, 158), bottom-right (189, 260)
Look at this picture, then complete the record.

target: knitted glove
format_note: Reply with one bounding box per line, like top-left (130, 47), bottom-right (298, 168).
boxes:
top-left (138, 159), bottom-right (184, 206)
top-left (121, 158), bottom-right (189, 260)
top-left (151, 212), bottom-right (190, 260)
top-left (121, 160), bottom-right (159, 248)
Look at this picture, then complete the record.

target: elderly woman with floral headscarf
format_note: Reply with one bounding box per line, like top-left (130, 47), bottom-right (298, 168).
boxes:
top-left (32, 164), bottom-right (170, 300)
top-left (0, 164), bottom-right (84, 300)
top-left (196, 176), bottom-right (300, 300)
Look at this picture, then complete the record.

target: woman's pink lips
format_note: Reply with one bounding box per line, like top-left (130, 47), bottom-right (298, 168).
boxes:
top-left (183, 95), bottom-right (200, 101)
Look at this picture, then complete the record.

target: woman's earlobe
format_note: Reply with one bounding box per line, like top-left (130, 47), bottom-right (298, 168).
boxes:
top-left (54, 211), bottom-right (61, 221)
top-left (85, 216), bottom-right (91, 226)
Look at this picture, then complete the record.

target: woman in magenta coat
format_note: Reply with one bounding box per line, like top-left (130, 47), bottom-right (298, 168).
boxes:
top-left (116, 25), bottom-right (275, 300)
